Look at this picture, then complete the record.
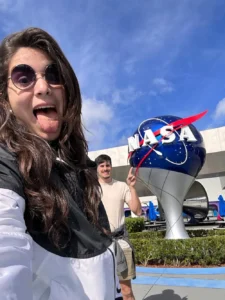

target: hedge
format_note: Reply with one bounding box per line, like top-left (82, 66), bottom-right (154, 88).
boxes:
top-left (129, 229), bottom-right (225, 239)
top-left (125, 218), bottom-right (225, 266)
top-left (131, 236), bottom-right (225, 266)
top-left (125, 217), bottom-right (145, 233)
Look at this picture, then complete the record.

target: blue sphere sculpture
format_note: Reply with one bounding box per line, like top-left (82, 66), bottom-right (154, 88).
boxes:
top-left (128, 112), bottom-right (207, 239)
top-left (129, 115), bottom-right (206, 176)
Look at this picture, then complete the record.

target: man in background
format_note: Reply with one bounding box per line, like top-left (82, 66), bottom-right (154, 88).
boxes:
top-left (95, 154), bottom-right (142, 300)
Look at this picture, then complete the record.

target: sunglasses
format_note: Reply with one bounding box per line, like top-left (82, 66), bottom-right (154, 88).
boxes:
top-left (8, 63), bottom-right (63, 90)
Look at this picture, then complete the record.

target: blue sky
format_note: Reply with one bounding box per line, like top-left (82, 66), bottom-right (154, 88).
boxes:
top-left (1, 0), bottom-right (225, 150)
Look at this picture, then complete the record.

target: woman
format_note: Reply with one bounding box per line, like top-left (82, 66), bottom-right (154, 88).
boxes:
top-left (0, 27), bottom-right (122, 300)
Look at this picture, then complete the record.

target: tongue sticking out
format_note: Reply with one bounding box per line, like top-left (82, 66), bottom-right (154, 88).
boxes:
top-left (35, 108), bottom-right (59, 133)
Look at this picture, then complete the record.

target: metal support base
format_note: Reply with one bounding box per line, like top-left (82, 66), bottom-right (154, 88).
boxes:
top-left (136, 168), bottom-right (195, 239)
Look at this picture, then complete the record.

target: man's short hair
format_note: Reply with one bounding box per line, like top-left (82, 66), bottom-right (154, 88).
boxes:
top-left (95, 154), bottom-right (112, 166)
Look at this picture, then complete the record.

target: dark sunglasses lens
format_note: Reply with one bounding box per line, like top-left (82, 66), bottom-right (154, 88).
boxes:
top-left (46, 64), bottom-right (61, 85)
top-left (11, 64), bottom-right (35, 89)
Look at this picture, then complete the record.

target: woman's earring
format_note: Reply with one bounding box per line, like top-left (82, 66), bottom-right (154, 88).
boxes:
top-left (9, 109), bottom-right (12, 113)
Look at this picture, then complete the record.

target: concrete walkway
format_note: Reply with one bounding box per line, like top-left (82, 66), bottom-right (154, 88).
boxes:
top-left (132, 266), bottom-right (225, 299)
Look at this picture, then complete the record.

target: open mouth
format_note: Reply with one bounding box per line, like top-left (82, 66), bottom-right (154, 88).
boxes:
top-left (33, 105), bottom-right (57, 118)
top-left (33, 105), bottom-right (59, 134)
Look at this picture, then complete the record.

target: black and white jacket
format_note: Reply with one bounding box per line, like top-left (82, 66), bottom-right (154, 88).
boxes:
top-left (0, 146), bottom-right (122, 300)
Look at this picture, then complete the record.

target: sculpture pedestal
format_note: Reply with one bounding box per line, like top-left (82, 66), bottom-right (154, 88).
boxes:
top-left (137, 168), bottom-right (195, 239)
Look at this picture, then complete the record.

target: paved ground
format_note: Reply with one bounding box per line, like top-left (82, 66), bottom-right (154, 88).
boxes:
top-left (132, 266), bottom-right (225, 299)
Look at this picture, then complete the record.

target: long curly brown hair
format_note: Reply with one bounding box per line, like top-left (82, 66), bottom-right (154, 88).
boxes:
top-left (0, 27), bottom-right (101, 247)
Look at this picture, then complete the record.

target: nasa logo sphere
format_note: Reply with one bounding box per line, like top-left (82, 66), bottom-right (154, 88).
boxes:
top-left (128, 111), bottom-right (206, 177)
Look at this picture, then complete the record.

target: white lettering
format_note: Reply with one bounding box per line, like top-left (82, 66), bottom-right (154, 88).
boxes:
top-left (179, 126), bottom-right (197, 142)
top-left (143, 129), bottom-right (158, 146)
top-left (128, 134), bottom-right (140, 152)
top-left (127, 125), bottom-right (197, 152)
top-left (160, 125), bottom-right (176, 144)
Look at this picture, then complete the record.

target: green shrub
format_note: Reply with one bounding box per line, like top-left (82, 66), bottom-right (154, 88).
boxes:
top-left (130, 235), bottom-right (225, 266)
top-left (126, 222), bottom-right (225, 266)
top-left (125, 217), bottom-right (145, 233)
top-left (187, 229), bottom-right (225, 238)
top-left (129, 229), bottom-right (225, 239)
top-left (129, 231), bottom-right (165, 239)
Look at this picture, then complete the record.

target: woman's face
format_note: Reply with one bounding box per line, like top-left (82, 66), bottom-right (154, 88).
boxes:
top-left (7, 47), bottom-right (65, 141)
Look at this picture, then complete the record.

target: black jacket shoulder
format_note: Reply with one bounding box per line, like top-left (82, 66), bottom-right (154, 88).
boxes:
top-left (0, 145), bottom-right (25, 199)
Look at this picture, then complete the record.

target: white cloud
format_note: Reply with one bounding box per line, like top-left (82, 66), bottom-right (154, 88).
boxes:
top-left (0, 0), bottom-right (20, 12)
top-left (212, 98), bottom-right (225, 120)
top-left (82, 97), bottom-right (114, 149)
top-left (117, 135), bottom-right (129, 146)
top-left (0, 0), bottom-right (10, 11)
top-left (124, 58), bottom-right (136, 75)
top-left (152, 77), bottom-right (174, 94)
top-left (149, 90), bottom-right (158, 97)
top-left (112, 86), bottom-right (143, 104)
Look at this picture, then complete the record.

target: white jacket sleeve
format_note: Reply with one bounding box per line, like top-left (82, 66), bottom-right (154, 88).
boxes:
top-left (0, 188), bottom-right (33, 300)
